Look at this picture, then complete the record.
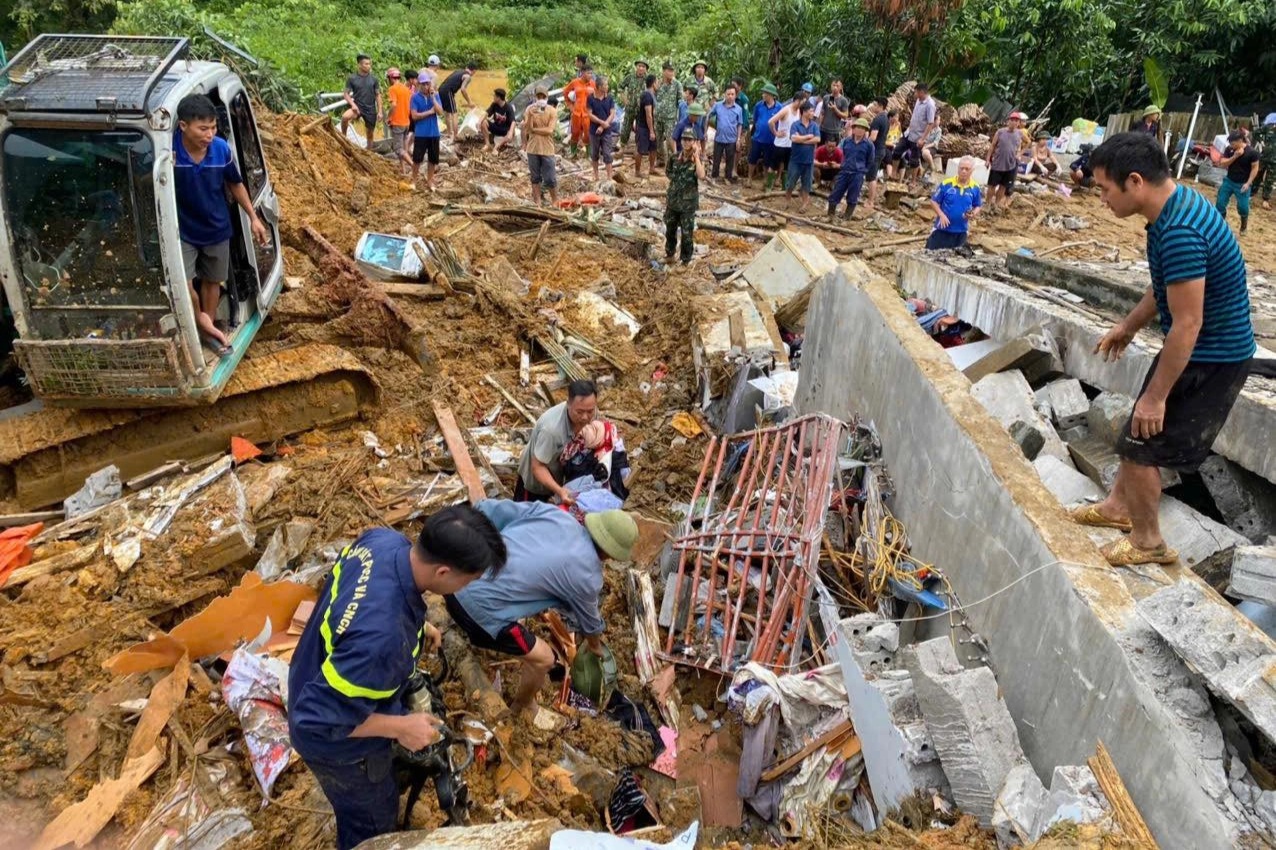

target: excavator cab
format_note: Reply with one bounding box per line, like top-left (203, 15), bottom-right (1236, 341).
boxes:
top-left (0, 34), bottom-right (283, 407)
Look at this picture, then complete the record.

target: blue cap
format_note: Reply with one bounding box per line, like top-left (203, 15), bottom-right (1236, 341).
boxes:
top-left (1265, 113), bottom-right (1276, 127)
top-left (801, 82), bottom-right (814, 93)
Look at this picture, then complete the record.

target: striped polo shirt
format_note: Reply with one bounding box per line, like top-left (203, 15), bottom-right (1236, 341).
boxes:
top-left (1146, 185), bottom-right (1255, 363)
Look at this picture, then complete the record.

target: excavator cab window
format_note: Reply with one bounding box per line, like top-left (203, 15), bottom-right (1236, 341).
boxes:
top-left (1, 127), bottom-right (168, 341)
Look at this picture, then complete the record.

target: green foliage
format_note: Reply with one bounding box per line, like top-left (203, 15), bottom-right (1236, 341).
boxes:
top-left (1143, 57), bottom-right (1168, 111)
top-left (3, 0), bottom-right (119, 48)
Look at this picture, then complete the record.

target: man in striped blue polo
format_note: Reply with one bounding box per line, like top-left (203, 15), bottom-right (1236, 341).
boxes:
top-left (1070, 132), bottom-right (1255, 567)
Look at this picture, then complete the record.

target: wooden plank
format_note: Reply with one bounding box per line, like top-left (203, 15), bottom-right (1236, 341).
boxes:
top-left (432, 402), bottom-right (486, 505)
top-left (1089, 740), bottom-right (1159, 848)
top-left (0, 510), bottom-right (63, 528)
top-left (125, 461), bottom-right (184, 491)
top-left (760, 719), bottom-right (856, 782)
top-left (483, 374), bottom-right (538, 425)
top-left (31, 625), bottom-right (101, 665)
top-left (377, 282), bottom-right (449, 299)
top-left (528, 220), bottom-right (551, 260)
top-left (4, 544), bottom-right (98, 589)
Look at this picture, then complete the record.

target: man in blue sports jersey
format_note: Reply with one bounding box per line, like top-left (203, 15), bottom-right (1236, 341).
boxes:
top-left (174, 94), bottom-right (269, 356)
top-left (288, 506), bottom-right (506, 849)
top-left (1073, 132), bottom-right (1255, 567)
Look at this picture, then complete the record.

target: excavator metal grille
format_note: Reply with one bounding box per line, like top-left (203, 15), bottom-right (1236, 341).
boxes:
top-left (14, 337), bottom-right (190, 403)
top-left (0, 35), bottom-right (189, 114)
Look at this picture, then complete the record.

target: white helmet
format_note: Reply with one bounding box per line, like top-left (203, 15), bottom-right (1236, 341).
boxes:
top-left (427, 54), bottom-right (440, 66)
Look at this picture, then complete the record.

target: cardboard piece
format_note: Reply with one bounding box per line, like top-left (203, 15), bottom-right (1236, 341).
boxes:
top-left (677, 729), bottom-right (743, 828)
top-left (33, 746), bottom-right (165, 850)
top-left (126, 655), bottom-right (190, 759)
top-left (105, 574), bottom-right (314, 675)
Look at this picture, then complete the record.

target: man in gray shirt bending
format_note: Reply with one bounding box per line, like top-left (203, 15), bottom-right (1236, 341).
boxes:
top-left (887, 81), bottom-right (937, 180)
top-left (445, 500), bottom-right (639, 716)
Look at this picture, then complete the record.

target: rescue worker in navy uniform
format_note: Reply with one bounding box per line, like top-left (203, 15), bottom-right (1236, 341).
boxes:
top-left (287, 506), bottom-right (507, 849)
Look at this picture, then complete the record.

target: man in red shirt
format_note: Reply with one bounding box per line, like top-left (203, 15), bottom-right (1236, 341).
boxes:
top-left (815, 136), bottom-right (843, 188)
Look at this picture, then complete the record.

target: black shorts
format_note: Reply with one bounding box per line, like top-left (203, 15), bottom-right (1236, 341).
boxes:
top-left (636, 126), bottom-right (656, 154)
top-left (412, 135), bottom-right (440, 165)
top-left (987, 168), bottom-right (1017, 192)
top-left (1115, 353), bottom-right (1250, 471)
top-left (775, 146), bottom-right (792, 172)
top-left (444, 594), bottom-right (538, 656)
top-left (439, 89), bottom-right (458, 114)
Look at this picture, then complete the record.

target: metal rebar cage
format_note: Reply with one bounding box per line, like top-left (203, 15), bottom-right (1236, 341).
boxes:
top-left (0, 34), bottom-right (189, 114)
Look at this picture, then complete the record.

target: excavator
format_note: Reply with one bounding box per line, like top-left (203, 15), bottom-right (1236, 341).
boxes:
top-left (0, 35), bottom-right (378, 508)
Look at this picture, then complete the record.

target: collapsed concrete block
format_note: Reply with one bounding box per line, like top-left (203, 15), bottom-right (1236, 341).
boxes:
top-left (971, 371), bottom-right (1071, 465)
top-left (904, 638), bottom-right (1029, 827)
top-left (1199, 455), bottom-right (1276, 542)
top-left (1228, 546), bottom-right (1276, 607)
top-left (1009, 421), bottom-right (1045, 461)
top-left (353, 819), bottom-right (561, 850)
top-left (1033, 765), bottom-right (1112, 835)
top-left (1066, 433), bottom-right (1179, 491)
top-left (1137, 581), bottom-right (1276, 744)
top-left (1058, 424), bottom-right (1089, 443)
top-left (844, 613), bottom-right (901, 674)
top-left (962, 324), bottom-right (1063, 386)
top-left (992, 763), bottom-right (1049, 847)
top-left (1157, 496), bottom-right (1249, 571)
top-left (64, 465), bottom-right (123, 519)
top-left (820, 606), bottom-right (948, 815)
top-left (1085, 391), bottom-right (1133, 446)
top-left (1035, 378), bottom-right (1090, 430)
top-left (1032, 455), bottom-right (1105, 505)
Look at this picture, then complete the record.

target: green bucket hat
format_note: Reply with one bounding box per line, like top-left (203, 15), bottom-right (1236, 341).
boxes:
top-left (584, 510), bottom-right (639, 561)
top-left (693, 59), bottom-right (708, 71)
top-left (687, 101), bottom-right (707, 117)
top-left (761, 83), bottom-right (779, 97)
top-left (1142, 105), bottom-right (1161, 118)
top-left (852, 117), bottom-right (870, 129)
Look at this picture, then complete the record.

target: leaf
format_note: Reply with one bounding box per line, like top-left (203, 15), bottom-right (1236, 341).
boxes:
top-left (1143, 56), bottom-right (1168, 109)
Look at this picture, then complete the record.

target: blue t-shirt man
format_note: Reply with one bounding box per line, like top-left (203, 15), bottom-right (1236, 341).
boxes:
top-left (839, 136), bottom-right (876, 174)
top-left (926, 175), bottom-right (982, 249)
top-left (411, 90), bottom-right (442, 137)
top-left (788, 119), bottom-right (820, 165)
top-left (174, 134), bottom-right (242, 247)
top-left (1147, 185), bottom-right (1255, 363)
top-left (709, 100), bottom-right (744, 145)
top-left (752, 99), bottom-right (783, 145)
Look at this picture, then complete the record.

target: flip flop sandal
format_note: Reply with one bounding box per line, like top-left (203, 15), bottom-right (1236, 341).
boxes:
top-left (1068, 504), bottom-right (1133, 532)
top-left (214, 342), bottom-right (233, 356)
top-left (1101, 537), bottom-right (1179, 567)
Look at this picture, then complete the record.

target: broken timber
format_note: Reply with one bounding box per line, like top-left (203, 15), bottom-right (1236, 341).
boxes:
top-left (296, 224), bottom-right (437, 372)
top-left (431, 402), bottom-right (487, 504)
top-left (444, 204), bottom-right (652, 254)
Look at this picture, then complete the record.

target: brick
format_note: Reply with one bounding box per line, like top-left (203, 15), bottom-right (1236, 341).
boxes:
top-left (1034, 378), bottom-right (1089, 431)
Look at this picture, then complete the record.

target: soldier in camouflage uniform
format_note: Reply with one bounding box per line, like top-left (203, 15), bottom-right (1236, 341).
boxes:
top-left (654, 61), bottom-right (682, 168)
top-left (690, 60), bottom-right (717, 110)
top-left (619, 60), bottom-right (649, 147)
top-left (1256, 113), bottom-right (1276, 210)
top-left (665, 126), bottom-right (705, 264)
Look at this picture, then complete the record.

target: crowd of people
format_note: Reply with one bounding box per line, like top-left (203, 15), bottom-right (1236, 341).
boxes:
top-left (342, 53), bottom-right (1272, 254)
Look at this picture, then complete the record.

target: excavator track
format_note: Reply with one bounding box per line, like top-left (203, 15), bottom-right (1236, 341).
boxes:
top-left (0, 344), bottom-right (379, 509)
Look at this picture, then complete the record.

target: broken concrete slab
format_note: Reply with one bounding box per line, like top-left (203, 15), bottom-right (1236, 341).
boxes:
top-left (1227, 546), bottom-right (1276, 606)
top-left (353, 819), bottom-right (561, 850)
top-left (992, 763), bottom-right (1048, 847)
top-left (64, 465), bottom-right (123, 519)
top-left (798, 260), bottom-right (1252, 847)
top-left (961, 326), bottom-right (1064, 386)
top-left (1034, 765), bottom-right (1112, 836)
top-left (898, 252), bottom-right (1276, 487)
top-left (971, 371), bottom-right (1071, 465)
top-left (814, 593), bottom-right (948, 815)
top-left (1086, 391), bottom-right (1133, 446)
top-left (1199, 455), bottom-right (1276, 542)
top-left (1032, 455), bottom-right (1104, 505)
top-left (1035, 378), bottom-right (1089, 430)
top-left (945, 338), bottom-right (1002, 372)
top-left (904, 637), bottom-right (1029, 826)
top-left (740, 230), bottom-right (838, 314)
top-left (1137, 580), bottom-right (1276, 743)
top-left (692, 291), bottom-right (786, 399)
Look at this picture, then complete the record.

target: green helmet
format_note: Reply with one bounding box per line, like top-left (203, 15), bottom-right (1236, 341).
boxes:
top-left (570, 645), bottom-right (618, 706)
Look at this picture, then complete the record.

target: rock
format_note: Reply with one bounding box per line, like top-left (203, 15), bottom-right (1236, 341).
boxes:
top-left (1009, 420), bottom-right (1045, 460)
top-left (993, 763), bottom-right (1049, 847)
top-left (1034, 378), bottom-right (1089, 430)
top-left (1033, 765), bottom-right (1111, 835)
top-left (1085, 391), bottom-right (1133, 446)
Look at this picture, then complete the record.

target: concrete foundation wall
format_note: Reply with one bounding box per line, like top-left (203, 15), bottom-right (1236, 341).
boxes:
top-left (794, 260), bottom-right (1241, 848)
top-left (898, 253), bottom-right (1276, 485)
